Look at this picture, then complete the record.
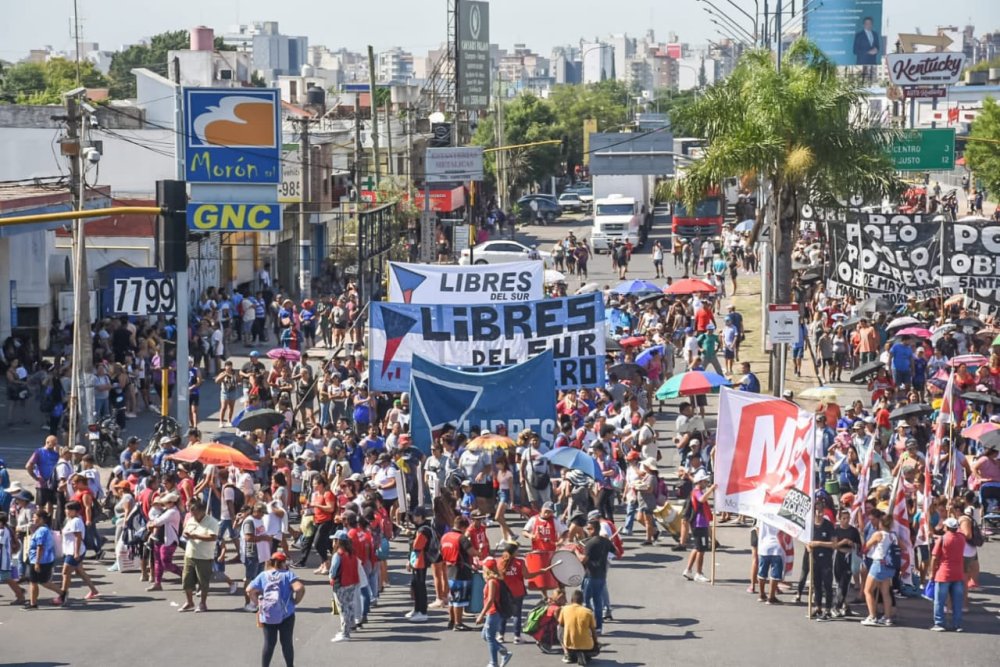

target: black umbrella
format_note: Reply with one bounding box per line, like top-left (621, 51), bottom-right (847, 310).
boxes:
top-left (609, 362), bottom-right (645, 380)
top-left (957, 317), bottom-right (984, 329)
top-left (841, 316), bottom-right (862, 330)
top-left (211, 432), bottom-right (260, 460)
top-left (961, 391), bottom-right (1000, 407)
top-left (979, 429), bottom-right (1000, 449)
top-left (798, 266), bottom-right (824, 284)
top-left (888, 403), bottom-right (933, 421)
top-left (637, 292), bottom-right (667, 307)
top-left (605, 337), bottom-right (622, 352)
top-left (235, 408), bottom-right (285, 432)
top-left (849, 359), bottom-right (884, 384)
top-left (859, 296), bottom-right (893, 314)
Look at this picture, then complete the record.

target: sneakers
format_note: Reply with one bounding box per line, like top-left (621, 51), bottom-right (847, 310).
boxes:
top-left (51, 596), bottom-right (64, 606)
top-left (331, 633), bottom-right (349, 643)
top-left (146, 584), bottom-right (163, 592)
top-left (681, 569), bottom-right (693, 580)
top-left (512, 636), bottom-right (521, 644)
top-left (861, 616), bottom-right (879, 626)
top-left (404, 610), bottom-right (415, 619)
top-left (85, 591), bottom-right (100, 600)
top-left (408, 612), bottom-right (428, 622)
top-left (229, 582), bottom-right (240, 595)
top-left (930, 625), bottom-right (946, 632)
top-left (877, 617), bottom-right (893, 627)
top-left (496, 633), bottom-right (505, 643)
top-left (693, 573), bottom-right (710, 583)
top-left (194, 603), bottom-right (208, 613)
top-left (243, 602), bottom-right (258, 613)
top-left (428, 599), bottom-right (446, 609)
top-left (178, 603), bottom-right (195, 612)
top-left (500, 653), bottom-right (513, 667)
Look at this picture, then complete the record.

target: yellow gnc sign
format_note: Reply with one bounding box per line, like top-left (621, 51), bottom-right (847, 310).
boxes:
top-left (186, 203), bottom-right (281, 231)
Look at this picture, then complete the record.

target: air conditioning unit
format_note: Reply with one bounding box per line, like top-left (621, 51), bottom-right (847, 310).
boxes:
top-left (218, 69), bottom-right (233, 80)
top-left (59, 290), bottom-right (97, 324)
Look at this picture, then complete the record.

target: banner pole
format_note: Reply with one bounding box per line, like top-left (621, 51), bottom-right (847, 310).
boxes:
top-left (807, 549), bottom-right (814, 619)
top-left (711, 445), bottom-right (718, 586)
top-left (939, 218), bottom-right (946, 321)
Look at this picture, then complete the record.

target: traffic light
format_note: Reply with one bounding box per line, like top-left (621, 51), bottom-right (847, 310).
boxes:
top-left (156, 179), bottom-right (188, 273)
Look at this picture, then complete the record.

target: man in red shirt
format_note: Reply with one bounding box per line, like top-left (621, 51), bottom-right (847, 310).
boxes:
top-left (406, 506), bottom-right (434, 622)
top-left (498, 541), bottom-right (528, 642)
top-left (930, 517), bottom-right (967, 631)
top-left (694, 300), bottom-right (715, 333)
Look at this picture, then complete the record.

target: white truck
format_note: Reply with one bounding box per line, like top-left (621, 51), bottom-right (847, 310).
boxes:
top-left (588, 175), bottom-right (653, 253)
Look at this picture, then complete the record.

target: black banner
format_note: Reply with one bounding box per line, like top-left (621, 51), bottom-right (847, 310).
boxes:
top-left (828, 215), bottom-right (941, 304)
top-left (942, 221), bottom-right (1000, 314)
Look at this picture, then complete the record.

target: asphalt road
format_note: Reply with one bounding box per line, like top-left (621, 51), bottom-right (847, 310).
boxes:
top-left (2, 212), bottom-right (998, 665)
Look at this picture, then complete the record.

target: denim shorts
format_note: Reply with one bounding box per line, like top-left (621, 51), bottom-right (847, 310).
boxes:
top-left (497, 489), bottom-right (511, 505)
top-left (64, 555), bottom-right (84, 568)
top-left (869, 560), bottom-right (895, 582)
top-left (758, 554), bottom-right (784, 581)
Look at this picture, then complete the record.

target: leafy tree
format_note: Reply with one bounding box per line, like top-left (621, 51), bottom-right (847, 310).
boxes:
top-left (0, 57), bottom-right (108, 104)
top-left (549, 80), bottom-right (631, 177)
top-left (674, 40), bottom-right (904, 304)
top-left (965, 96), bottom-right (1000, 198)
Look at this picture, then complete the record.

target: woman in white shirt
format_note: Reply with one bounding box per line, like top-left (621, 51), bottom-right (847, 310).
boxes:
top-left (861, 513), bottom-right (897, 627)
top-left (146, 493), bottom-right (182, 591)
top-left (60, 501), bottom-right (100, 602)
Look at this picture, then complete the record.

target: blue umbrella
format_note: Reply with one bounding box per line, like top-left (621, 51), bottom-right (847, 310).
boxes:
top-left (635, 344), bottom-right (665, 368)
top-left (543, 447), bottom-right (605, 481)
top-left (611, 279), bottom-right (661, 295)
top-left (735, 219), bottom-right (755, 232)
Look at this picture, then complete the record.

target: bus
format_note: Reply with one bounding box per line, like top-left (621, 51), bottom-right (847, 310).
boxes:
top-left (671, 192), bottom-right (724, 239)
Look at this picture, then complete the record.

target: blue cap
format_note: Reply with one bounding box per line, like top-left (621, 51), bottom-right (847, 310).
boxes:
top-left (250, 350), bottom-right (261, 357)
top-left (684, 327), bottom-right (694, 334)
top-left (0, 457), bottom-right (5, 468)
top-left (707, 323), bottom-right (716, 330)
top-left (333, 530), bottom-right (350, 542)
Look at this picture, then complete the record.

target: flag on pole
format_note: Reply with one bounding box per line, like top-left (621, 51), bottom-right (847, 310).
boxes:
top-left (889, 468), bottom-right (916, 586)
top-left (924, 370), bottom-right (955, 537)
top-left (854, 434), bottom-right (876, 536)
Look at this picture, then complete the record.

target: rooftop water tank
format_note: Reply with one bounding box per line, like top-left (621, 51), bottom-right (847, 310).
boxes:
top-left (190, 26), bottom-right (215, 52)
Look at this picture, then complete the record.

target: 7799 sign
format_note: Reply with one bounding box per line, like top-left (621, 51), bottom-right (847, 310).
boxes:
top-left (112, 276), bottom-right (177, 316)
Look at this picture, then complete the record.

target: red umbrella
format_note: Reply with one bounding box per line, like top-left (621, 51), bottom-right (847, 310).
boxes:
top-left (663, 278), bottom-right (717, 295)
top-left (896, 326), bottom-right (931, 339)
top-left (168, 443), bottom-right (258, 470)
top-left (619, 336), bottom-right (646, 348)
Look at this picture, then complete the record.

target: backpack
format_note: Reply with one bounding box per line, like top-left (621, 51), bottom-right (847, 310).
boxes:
top-left (422, 525), bottom-right (441, 564)
top-left (522, 602), bottom-right (548, 635)
top-left (496, 580), bottom-right (517, 619)
top-left (884, 534), bottom-right (902, 571)
top-left (257, 570), bottom-right (289, 625)
top-left (123, 505), bottom-right (149, 546)
top-left (226, 483), bottom-right (247, 515)
top-left (968, 518), bottom-right (985, 548)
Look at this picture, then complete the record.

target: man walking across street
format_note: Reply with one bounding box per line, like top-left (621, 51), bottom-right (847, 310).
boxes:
top-left (179, 498), bottom-right (218, 613)
top-left (930, 517), bottom-right (967, 632)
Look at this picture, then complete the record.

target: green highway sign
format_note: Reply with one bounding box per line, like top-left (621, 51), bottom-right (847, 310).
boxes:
top-left (889, 128), bottom-right (956, 171)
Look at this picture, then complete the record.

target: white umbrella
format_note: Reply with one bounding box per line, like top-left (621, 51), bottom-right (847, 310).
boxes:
top-left (576, 282), bottom-right (601, 294)
top-left (544, 269), bottom-right (567, 284)
top-left (734, 219), bottom-right (755, 232)
top-left (887, 316), bottom-right (921, 330)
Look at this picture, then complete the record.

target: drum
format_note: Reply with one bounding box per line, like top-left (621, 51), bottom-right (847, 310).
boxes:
top-left (550, 547), bottom-right (585, 587)
top-left (525, 550), bottom-right (559, 591)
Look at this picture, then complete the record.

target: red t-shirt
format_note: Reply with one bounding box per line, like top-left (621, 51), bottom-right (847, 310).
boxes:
top-left (467, 525), bottom-right (489, 560)
top-left (932, 531), bottom-right (966, 583)
top-left (483, 577), bottom-right (500, 615)
top-left (333, 548), bottom-right (360, 587)
top-left (695, 308), bottom-right (714, 333)
top-left (529, 517), bottom-right (559, 552)
top-left (502, 557), bottom-right (527, 598)
top-left (312, 490), bottom-right (337, 524)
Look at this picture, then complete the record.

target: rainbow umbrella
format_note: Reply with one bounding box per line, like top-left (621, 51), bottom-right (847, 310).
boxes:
top-left (656, 371), bottom-right (732, 399)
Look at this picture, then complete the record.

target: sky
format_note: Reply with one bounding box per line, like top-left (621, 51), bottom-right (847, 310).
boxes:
top-left (1, 0), bottom-right (998, 61)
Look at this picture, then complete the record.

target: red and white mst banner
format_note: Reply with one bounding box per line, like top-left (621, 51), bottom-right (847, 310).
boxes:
top-left (714, 388), bottom-right (816, 543)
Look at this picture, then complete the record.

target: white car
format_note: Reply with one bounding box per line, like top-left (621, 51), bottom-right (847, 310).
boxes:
top-left (459, 240), bottom-right (552, 268)
top-left (558, 192), bottom-right (584, 212)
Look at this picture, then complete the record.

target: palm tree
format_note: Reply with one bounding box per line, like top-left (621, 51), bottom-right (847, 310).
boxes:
top-left (673, 40), bottom-right (904, 303)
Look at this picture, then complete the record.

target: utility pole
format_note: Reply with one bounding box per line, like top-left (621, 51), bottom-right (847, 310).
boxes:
top-left (172, 56), bottom-right (190, 436)
top-left (66, 92), bottom-right (93, 447)
top-left (385, 99), bottom-right (394, 177)
top-left (405, 105), bottom-right (414, 201)
top-left (367, 46), bottom-right (381, 188)
top-left (353, 93), bottom-right (363, 198)
top-left (295, 118), bottom-right (312, 299)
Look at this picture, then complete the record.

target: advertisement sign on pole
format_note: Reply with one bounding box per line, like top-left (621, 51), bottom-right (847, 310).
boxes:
top-left (767, 305), bottom-right (800, 345)
top-left (426, 147), bottom-right (485, 183)
top-left (369, 293), bottom-right (606, 392)
top-left (714, 388), bottom-right (816, 543)
top-left (409, 351), bottom-right (557, 454)
top-left (804, 0), bottom-right (885, 67)
top-left (278, 149), bottom-right (302, 203)
top-left (457, 0), bottom-right (491, 109)
top-left (886, 52), bottom-right (965, 86)
top-left (387, 260), bottom-right (544, 304)
top-left (183, 88), bottom-right (281, 184)
top-left (186, 203), bottom-right (282, 232)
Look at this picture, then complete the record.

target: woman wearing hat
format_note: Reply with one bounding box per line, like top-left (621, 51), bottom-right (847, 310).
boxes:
top-left (146, 493), bottom-right (182, 591)
top-left (475, 556), bottom-right (513, 667)
top-left (329, 529), bottom-right (361, 642)
top-left (247, 551), bottom-right (305, 666)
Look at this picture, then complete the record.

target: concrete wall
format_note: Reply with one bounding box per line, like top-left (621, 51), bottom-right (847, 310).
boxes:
top-left (0, 105), bottom-right (144, 130)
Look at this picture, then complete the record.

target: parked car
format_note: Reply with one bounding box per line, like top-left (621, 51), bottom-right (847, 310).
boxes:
top-left (458, 239), bottom-right (553, 268)
top-left (575, 187), bottom-right (594, 205)
top-left (516, 196), bottom-right (561, 225)
top-left (558, 192), bottom-right (584, 212)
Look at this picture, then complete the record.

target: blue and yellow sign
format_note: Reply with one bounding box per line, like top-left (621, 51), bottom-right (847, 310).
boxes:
top-left (183, 88), bottom-right (281, 184)
top-left (187, 203), bottom-right (281, 232)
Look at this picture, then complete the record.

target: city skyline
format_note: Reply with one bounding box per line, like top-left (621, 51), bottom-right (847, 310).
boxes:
top-left (2, 0), bottom-right (997, 63)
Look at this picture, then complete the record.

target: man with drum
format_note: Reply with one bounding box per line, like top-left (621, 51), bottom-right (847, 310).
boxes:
top-left (522, 502), bottom-right (567, 597)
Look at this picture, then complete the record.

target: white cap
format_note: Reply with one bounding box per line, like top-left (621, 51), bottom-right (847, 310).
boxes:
top-left (71, 445), bottom-right (87, 455)
top-left (693, 470), bottom-right (711, 484)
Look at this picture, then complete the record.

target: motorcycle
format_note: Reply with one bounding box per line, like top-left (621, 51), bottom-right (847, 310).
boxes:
top-left (87, 417), bottom-right (123, 466)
